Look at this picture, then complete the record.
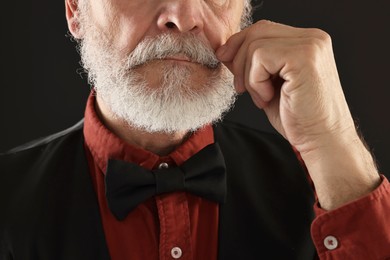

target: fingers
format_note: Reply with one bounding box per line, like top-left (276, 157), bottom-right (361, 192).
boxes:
top-left (216, 27), bottom-right (248, 63)
top-left (216, 20), bottom-right (305, 63)
top-left (226, 38), bottom-right (294, 107)
top-left (215, 20), bottom-right (321, 108)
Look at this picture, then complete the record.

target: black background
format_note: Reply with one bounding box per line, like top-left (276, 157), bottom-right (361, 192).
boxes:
top-left (1, 0), bottom-right (389, 176)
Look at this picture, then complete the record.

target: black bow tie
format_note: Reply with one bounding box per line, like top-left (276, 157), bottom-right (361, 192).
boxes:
top-left (105, 143), bottom-right (227, 220)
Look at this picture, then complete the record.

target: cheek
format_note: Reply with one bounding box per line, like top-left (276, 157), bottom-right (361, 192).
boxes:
top-left (202, 7), bottom-right (242, 50)
top-left (113, 20), bottom-right (147, 53)
top-left (223, 0), bottom-right (244, 32)
top-left (98, 3), bottom-right (156, 54)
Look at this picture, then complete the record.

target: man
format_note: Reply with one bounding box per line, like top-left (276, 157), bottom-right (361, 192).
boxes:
top-left (0, 0), bottom-right (389, 259)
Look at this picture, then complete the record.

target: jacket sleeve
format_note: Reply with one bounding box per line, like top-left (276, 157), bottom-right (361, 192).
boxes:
top-left (310, 175), bottom-right (390, 259)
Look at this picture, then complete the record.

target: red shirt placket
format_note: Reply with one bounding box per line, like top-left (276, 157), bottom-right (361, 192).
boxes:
top-left (156, 192), bottom-right (193, 260)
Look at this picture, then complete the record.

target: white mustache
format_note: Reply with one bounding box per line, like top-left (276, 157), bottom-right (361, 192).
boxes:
top-left (126, 34), bottom-right (221, 69)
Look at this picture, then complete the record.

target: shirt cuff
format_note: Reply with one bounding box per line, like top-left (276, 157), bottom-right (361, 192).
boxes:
top-left (311, 175), bottom-right (390, 259)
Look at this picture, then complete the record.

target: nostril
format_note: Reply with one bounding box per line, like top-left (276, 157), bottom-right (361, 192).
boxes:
top-left (165, 22), bottom-right (176, 29)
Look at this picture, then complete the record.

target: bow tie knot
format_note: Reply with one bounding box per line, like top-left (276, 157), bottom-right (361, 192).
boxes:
top-left (155, 166), bottom-right (185, 194)
top-left (105, 143), bottom-right (227, 220)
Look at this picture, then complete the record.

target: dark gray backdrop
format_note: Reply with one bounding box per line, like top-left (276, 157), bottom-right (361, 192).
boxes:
top-left (1, 0), bottom-right (389, 176)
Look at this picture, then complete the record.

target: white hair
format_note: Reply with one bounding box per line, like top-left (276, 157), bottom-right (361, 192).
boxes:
top-left (242, 0), bottom-right (253, 29)
top-left (75, 0), bottom-right (253, 134)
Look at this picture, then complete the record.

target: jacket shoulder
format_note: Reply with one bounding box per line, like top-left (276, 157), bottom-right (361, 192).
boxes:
top-left (0, 120), bottom-right (85, 210)
top-left (1, 119), bottom-right (82, 169)
top-left (0, 120), bottom-right (110, 259)
top-left (2, 119), bottom-right (84, 155)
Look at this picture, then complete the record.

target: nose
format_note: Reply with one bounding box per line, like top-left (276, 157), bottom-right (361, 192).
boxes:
top-left (157, 0), bottom-right (205, 34)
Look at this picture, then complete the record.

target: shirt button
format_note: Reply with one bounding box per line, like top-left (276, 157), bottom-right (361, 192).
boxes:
top-left (158, 162), bottom-right (169, 170)
top-left (324, 235), bottom-right (338, 250)
top-left (171, 247), bottom-right (182, 259)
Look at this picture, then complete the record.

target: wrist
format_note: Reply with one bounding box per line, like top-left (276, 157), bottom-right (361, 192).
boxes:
top-left (300, 132), bottom-right (380, 210)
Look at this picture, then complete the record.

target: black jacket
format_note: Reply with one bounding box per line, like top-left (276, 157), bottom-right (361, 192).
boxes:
top-left (0, 120), bottom-right (316, 259)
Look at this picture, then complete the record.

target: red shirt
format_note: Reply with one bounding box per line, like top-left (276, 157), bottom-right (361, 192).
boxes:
top-left (83, 94), bottom-right (390, 259)
top-left (84, 95), bottom-right (219, 260)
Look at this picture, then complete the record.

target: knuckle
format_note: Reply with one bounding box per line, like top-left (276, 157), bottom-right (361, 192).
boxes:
top-left (247, 39), bottom-right (267, 55)
top-left (246, 71), bottom-right (258, 90)
top-left (307, 37), bottom-right (322, 48)
top-left (255, 19), bottom-right (274, 26)
top-left (252, 19), bottom-right (273, 31)
top-left (247, 40), bottom-right (258, 54)
top-left (304, 35), bottom-right (329, 55)
top-left (247, 77), bottom-right (259, 91)
top-left (308, 28), bottom-right (332, 44)
top-left (246, 80), bottom-right (257, 92)
top-left (317, 30), bottom-right (332, 42)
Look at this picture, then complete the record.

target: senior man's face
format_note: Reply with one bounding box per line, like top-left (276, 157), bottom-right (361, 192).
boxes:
top-left (70, 0), bottom-right (248, 133)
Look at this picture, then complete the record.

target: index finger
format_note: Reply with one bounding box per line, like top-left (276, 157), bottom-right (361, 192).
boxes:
top-left (216, 20), bottom-right (307, 63)
top-left (216, 27), bottom-right (249, 63)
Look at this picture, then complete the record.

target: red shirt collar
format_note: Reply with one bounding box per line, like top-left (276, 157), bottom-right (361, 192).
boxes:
top-left (83, 93), bottom-right (214, 173)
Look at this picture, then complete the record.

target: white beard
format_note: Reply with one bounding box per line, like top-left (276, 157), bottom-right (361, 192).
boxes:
top-left (79, 22), bottom-right (237, 134)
